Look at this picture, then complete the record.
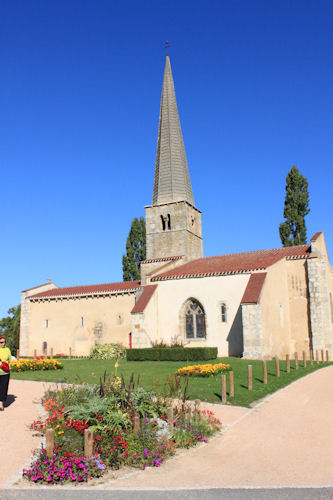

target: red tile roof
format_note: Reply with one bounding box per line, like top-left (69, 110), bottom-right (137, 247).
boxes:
top-left (131, 285), bottom-right (158, 313)
top-left (310, 232), bottom-right (322, 242)
top-left (29, 281), bottom-right (141, 299)
top-left (241, 273), bottom-right (267, 304)
top-left (151, 244), bottom-right (311, 281)
top-left (141, 255), bottom-right (183, 264)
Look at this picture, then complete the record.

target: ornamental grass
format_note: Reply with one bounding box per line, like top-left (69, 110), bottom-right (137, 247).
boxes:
top-left (10, 358), bottom-right (63, 372)
top-left (176, 363), bottom-right (231, 377)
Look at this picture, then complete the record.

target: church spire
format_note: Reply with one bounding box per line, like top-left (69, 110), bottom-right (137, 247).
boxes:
top-left (152, 55), bottom-right (194, 206)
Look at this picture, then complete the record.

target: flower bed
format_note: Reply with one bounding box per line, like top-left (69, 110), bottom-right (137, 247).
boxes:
top-left (23, 451), bottom-right (105, 483)
top-left (176, 363), bottom-right (231, 377)
top-left (24, 374), bottom-right (221, 485)
top-left (10, 359), bottom-right (63, 372)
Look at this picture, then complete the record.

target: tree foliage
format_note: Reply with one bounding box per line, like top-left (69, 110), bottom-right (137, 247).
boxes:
top-left (0, 305), bottom-right (20, 354)
top-left (122, 217), bottom-right (146, 281)
top-left (279, 165), bottom-right (310, 247)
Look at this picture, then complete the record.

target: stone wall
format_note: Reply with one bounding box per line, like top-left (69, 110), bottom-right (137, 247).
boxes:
top-left (145, 201), bottom-right (203, 261)
top-left (242, 303), bottom-right (263, 359)
top-left (307, 256), bottom-right (332, 355)
top-left (20, 283), bottom-right (58, 356)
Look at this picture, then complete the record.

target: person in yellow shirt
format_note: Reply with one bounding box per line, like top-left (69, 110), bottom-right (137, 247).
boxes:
top-left (0, 335), bottom-right (11, 411)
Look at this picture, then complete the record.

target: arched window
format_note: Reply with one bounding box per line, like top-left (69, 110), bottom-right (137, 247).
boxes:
top-left (185, 299), bottom-right (206, 339)
top-left (42, 341), bottom-right (47, 355)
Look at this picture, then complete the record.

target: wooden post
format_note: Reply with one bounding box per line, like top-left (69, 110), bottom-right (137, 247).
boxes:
top-left (310, 350), bottom-right (313, 366)
top-left (195, 399), bottom-right (201, 412)
top-left (46, 428), bottom-right (54, 458)
top-left (50, 347), bottom-right (53, 359)
top-left (221, 374), bottom-right (227, 403)
top-left (263, 360), bottom-right (267, 384)
top-left (33, 349), bottom-right (37, 359)
top-left (295, 352), bottom-right (298, 370)
top-left (167, 407), bottom-right (174, 434)
top-left (303, 351), bottom-right (306, 368)
top-left (316, 350), bottom-right (319, 363)
top-left (16, 349), bottom-right (20, 360)
top-left (326, 350), bottom-right (329, 362)
top-left (286, 354), bottom-right (290, 373)
top-left (321, 349), bottom-right (324, 362)
top-left (248, 365), bottom-right (252, 390)
top-left (133, 416), bottom-right (140, 434)
top-left (69, 347), bottom-right (72, 360)
top-left (84, 429), bottom-right (94, 458)
top-left (229, 371), bottom-right (234, 397)
top-left (275, 356), bottom-right (280, 377)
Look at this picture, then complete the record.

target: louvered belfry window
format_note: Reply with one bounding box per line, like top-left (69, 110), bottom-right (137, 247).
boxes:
top-left (185, 300), bottom-right (206, 339)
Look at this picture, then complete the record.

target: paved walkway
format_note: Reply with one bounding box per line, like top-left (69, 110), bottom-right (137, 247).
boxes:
top-left (2, 367), bottom-right (333, 489)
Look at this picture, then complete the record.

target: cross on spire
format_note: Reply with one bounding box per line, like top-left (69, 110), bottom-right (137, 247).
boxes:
top-left (164, 40), bottom-right (170, 54)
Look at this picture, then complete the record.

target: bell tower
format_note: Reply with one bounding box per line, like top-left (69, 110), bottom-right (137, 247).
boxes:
top-left (144, 55), bottom-right (203, 265)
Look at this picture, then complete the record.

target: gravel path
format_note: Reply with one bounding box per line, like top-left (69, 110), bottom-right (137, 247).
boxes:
top-left (2, 366), bottom-right (333, 489)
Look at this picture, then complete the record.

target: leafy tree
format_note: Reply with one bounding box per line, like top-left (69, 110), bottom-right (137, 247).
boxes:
top-left (122, 217), bottom-right (146, 281)
top-left (279, 166), bottom-right (310, 246)
top-left (0, 305), bottom-right (20, 354)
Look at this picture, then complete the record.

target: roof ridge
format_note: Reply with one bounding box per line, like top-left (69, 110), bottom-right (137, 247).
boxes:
top-left (193, 244), bottom-right (311, 261)
top-left (46, 280), bottom-right (141, 292)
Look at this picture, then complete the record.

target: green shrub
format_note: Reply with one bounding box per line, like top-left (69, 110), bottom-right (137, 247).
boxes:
top-left (89, 343), bottom-right (126, 360)
top-left (126, 347), bottom-right (218, 362)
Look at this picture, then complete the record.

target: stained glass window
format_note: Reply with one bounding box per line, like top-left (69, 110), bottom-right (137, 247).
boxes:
top-left (184, 299), bottom-right (206, 339)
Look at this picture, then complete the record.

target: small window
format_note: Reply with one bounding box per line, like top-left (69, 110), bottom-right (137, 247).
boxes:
top-left (167, 213), bottom-right (171, 230)
top-left (80, 317), bottom-right (84, 327)
top-left (161, 215), bottom-right (166, 231)
top-left (44, 319), bottom-right (48, 328)
top-left (221, 303), bottom-right (227, 323)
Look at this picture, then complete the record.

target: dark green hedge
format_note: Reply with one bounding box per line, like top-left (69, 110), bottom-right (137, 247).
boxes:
top-left (126, 347), bottom-right (218, 362)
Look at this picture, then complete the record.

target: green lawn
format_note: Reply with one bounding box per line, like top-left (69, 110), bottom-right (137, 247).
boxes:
top-left (11, 357), bottom-right (332, 407)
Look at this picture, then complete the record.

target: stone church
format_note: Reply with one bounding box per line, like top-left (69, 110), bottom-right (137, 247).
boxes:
top-left (20, 56), bottom-right (333, 359)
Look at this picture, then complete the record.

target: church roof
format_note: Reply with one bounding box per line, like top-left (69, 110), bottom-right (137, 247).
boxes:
top-left (151, 244), bottom-right (311, 280)
top-left (131, 284), bottom-right (158, 313)
top-left (29, 281), bottom-right (141, 299)
top-left (241, 273), bottom-right (267, 304)
top-left (152, 55), bottom-right (194, 206)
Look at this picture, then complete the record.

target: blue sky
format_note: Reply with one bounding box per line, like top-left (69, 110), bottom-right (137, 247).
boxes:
top-left (1, 0), bottom-right (332, 319)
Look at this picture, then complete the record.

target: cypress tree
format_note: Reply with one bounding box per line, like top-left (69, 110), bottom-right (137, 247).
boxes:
top-left (122, 217), bottom-right (146, 281)
top-left (279, 165), bottom-right (310, 246)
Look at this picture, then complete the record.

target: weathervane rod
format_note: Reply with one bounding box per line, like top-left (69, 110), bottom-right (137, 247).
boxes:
top-left (164, 40), bottom-right (170, 55)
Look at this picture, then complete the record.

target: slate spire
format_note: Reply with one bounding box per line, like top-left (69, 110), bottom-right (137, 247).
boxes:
top-left (152, 55), bottom-right (194, 206)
